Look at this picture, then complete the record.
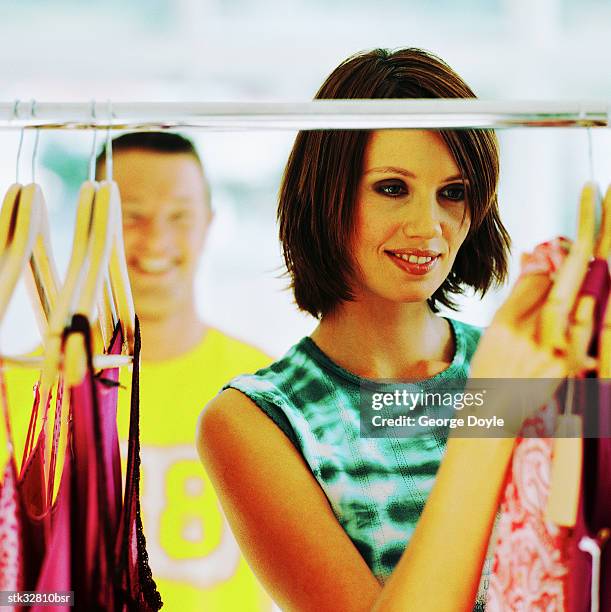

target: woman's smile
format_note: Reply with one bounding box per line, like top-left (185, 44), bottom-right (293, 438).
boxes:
top-left (385, 249), bottom-right (442, 276)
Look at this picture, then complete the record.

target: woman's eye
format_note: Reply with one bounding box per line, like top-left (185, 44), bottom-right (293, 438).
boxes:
top-left (375, 180), bottom-right (408, 197)
top-left (440, 184), bottom-right (466, 202)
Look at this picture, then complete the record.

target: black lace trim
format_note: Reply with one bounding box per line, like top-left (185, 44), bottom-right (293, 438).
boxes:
top-left (118, 315), bottom-right (163, 610)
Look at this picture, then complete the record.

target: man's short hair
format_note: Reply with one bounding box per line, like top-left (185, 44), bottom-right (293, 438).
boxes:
top-left (96, 131), bottom-right (211, 205)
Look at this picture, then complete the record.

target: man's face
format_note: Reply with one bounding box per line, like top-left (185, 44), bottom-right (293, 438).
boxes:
top-left (109, 149), bottom-right (211, 322)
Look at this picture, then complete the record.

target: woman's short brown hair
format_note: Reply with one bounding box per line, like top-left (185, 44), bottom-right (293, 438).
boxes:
top-left (278, 48), bottom-right (511, 318)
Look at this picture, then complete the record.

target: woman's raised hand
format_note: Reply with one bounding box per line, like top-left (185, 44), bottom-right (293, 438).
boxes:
top-left (471, 184), bottom-right (599, 378)
top-left (465, 183), bottom-right (609, 433)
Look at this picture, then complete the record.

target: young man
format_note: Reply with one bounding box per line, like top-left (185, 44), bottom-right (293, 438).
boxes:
top-left (97, 132), bottom-right (274, 611)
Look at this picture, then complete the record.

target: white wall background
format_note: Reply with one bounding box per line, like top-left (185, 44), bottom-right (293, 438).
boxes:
top-left (0, 0), bottom-right (610, 357)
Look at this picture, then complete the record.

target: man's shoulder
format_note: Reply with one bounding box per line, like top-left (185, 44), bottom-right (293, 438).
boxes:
top-left (207, 327), bottom-right (272, 362)
top-left (207, 327), bottom-right (269, 354)
top-left (201, 327), bottom-right (273, 371)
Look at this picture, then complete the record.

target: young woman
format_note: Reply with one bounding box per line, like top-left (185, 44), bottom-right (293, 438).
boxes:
top-left (197, 48), bottom-right (600, 611)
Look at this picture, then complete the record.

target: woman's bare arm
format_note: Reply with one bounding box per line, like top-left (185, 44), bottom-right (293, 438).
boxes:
top-left (198, 388), bottom-right (383, 612)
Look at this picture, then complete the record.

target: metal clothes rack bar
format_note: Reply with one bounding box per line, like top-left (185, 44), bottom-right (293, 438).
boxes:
top-left (0, 100), bottom-right (609, 130)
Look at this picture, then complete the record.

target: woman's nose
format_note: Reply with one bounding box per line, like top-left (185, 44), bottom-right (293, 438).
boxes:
top-left (401, 193), bottom-right (442, 239)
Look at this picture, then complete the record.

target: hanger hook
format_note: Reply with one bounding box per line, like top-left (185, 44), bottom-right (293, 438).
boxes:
top-left (14, 99), bottom-right (24, 184)
top-left (89, 100), bottom-right (98, 182)
top-left (578, 101), bottom-right (596, 188)
top-left (586, 127), bottom-right (594, 185)
top-left (31, 99), bottom-right (40, 183)
top-left (105, 99), bottom-right (113, 181)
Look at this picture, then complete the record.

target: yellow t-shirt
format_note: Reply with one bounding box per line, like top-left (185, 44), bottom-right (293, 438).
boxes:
top-left (116, 328), bottom-right (274, 612)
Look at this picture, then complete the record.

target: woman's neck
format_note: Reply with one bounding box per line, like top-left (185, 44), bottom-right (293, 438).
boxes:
top-left (310, 298), bottom-right (454, 380)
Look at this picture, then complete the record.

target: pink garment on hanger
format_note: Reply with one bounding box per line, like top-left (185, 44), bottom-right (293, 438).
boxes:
top-left (0, 461), bottom-right (22, 594)
top-left (17, 385), bottom-right (51, 590)
top-left (70, 315), bottom-right (124, 610)
top-left (486, 434), bottom-right (571, 611)
top-left (488, 241), bottom-right (611, 612)
top-left (1, 356), bottom-right (67, 610)
top-left (12, 317), bottom-right (124, 611)
top-left (567, 257), bottom-right (611, 612)
top-left (487, 238), bottom-right (572, 611)
top-left (30, 431), bottom-right (71, 612)
top-left (20, 379), bottom-right (71, 612)
top-left (69, 314), bottom-right (161, 611)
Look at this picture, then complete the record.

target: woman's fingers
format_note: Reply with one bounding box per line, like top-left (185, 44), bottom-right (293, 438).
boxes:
top-left (539, 183), bottom-right (596, 351)
top-left (477, 182), bottom-right (607, 387)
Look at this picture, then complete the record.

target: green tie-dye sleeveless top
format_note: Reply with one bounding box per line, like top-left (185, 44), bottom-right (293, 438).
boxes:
top-left (224, 317), bottom-right (490, 609)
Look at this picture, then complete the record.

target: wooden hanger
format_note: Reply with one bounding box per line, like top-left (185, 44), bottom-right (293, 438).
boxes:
top-left (16, 181), bottom-right (130, 402)
top-left (0, 184), bottom-right (21, 263)
top-left (63, 179), bottom-right (135, 387)
top-left (38, 180), bottom-right (97, 406)
top-left (38, 179), bottom-right (102, 495)
top-left (0, 183), bottom-right (60, 337)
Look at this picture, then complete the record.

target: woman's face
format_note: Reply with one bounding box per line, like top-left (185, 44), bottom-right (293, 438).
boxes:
top-left (351, 130), bottom-right (471, 305)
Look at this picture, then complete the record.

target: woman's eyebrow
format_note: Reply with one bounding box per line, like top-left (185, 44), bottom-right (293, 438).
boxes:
top-left (365, 167), bottom-right (466, 183)
top-left (365, 166), bottom-right (416, 177)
